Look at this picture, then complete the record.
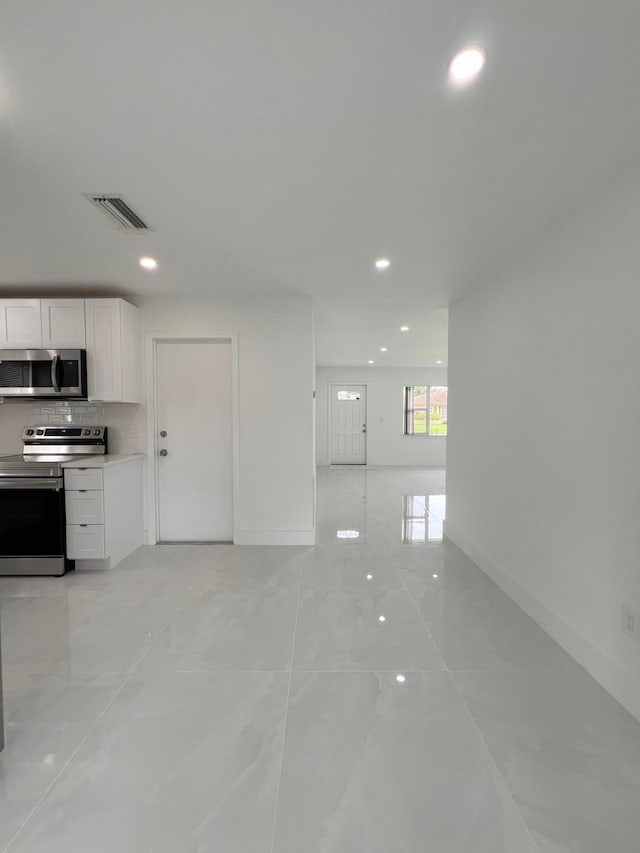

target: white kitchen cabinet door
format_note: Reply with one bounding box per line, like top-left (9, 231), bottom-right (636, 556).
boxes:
top-left (0, 299), bottom-right (43, 348)
top-left (85, 298), bottom-right (140, 402)
top-left (85, 299), bottom-right (120, 401)
top-left (65, 491), bottom-right (105, 525)
top-left (66, 525), bottom-right (106, 559)
top-left (41, 299), bottom-right (86, 348)
top-left (64, 468), bottom-right (104, 491)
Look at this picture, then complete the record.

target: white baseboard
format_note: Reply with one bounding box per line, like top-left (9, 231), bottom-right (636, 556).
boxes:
top-left (445, 521), bottom-right (640, 724)
top-left (143, 529), bottom-right (315, 546)
top-left (234, 529), bottom-right (315, 546)
top-left (317, 464), bottom-right (445, 470)
top-left (74, 558), bottom-right (113, 571)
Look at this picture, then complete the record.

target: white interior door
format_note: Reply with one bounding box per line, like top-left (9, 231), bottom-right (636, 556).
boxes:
top-left (156, 339), bottom-right (233, 541)
top-left (330, 384), bottom-right (367, 464)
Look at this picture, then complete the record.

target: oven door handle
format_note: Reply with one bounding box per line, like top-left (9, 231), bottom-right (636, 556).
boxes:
top-left (51, 354), bottom-right (61, 393)
top-left (0, 478), bottom-right (62, 490)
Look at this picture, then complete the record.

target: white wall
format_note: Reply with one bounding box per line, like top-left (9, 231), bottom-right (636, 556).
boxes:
top-left (316, 367), bottom-right (447, 467)
top-left (0, 293), bottom-right (315, 546)
top-left (447, 172), bottom-right (640, 721)
top-left (140, 294), bottom-right (315, 545)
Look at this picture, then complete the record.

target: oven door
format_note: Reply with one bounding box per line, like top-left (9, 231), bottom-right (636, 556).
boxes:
top-left (0, 350), bottom-right (87, 398)
top-left (0, 477), bottom-right (71, 575)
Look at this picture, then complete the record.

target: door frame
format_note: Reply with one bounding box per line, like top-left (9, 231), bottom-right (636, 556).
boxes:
top-left (145, 332), bottom-right (240, 545)
top-left (328, 382), bottom-right (368, 465)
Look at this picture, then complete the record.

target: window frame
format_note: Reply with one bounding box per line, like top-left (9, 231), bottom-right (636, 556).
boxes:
top-left (403, 385), bottom-right (448, 437)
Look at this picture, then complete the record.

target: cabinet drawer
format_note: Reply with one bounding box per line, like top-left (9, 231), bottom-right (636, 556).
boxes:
top-left (65, 490), bottom-right (104, 525)
top-left (64, 468), bottom-right (103, 491)
top-left (66, 525), bottom-right (105, 559)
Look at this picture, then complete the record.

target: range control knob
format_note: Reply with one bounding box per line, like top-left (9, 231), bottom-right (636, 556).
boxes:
top-left (36, 429), bottom-right (44, 435)
top-left (25, 429), bottom-right (34, 436)
top-left (83, 429), bottom-right (91, 436)
top-left (93, 429), bottom-right (101, 436)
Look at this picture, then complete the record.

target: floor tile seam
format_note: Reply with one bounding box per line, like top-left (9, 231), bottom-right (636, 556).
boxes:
top-left (0, 595), bottom-right (67, 600)
top-left (446, 665), bottom-right (571, 672)
top-left (0, 668), bottom-right (133, 853)
top-left (268, 564), bottom-right (305, 853)
top-left (1, 669), bottom-right (132, 676)
top-left (130, 668), bottom-right (292, 674)
top-left (443, 669), bottom-right (541, 853)
top-left (290, 666), bottom-right (446, 673)
top-left (395, 567), bottom-right (448, 672)
top-left (1, 585), bottom-right (195, 853)
top-left (399, 570), bottom-right (541, 853)
top-left (391, 561), bottom-right (409, 592)
top-left (300, 585), bottom-right (406, 593)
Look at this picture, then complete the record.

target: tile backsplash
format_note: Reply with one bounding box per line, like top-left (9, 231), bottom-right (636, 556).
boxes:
top-left (0, 401), bottom-right (146, 454)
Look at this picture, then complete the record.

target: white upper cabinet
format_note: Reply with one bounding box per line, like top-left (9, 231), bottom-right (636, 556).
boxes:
top-left (0, 297), bottom-right (141, 403)
top-left (0, 300), bottom-right (43, 348)
top-left (41, 299), bottom-right (86, 348)
top-left (85, 298), bottom-right (141, 402)
top-left (0, 299), bottom-right (86, 349)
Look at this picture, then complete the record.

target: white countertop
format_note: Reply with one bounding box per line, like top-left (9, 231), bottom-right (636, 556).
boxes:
top-left (61, 453), bottom-right (145, 469)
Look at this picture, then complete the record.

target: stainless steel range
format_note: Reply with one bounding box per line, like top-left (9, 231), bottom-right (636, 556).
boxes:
top-left (0, 426), bottom-right (107, 576)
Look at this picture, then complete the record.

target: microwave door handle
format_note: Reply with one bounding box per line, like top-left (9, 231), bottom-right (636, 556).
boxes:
top-left (51, 354), bottom-right (61, 392)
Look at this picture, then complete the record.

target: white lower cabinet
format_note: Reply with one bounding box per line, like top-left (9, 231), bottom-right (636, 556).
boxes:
top-left (64, 456), bottom-right (143, 569)
top-left (64, 468), bottom-right (103, 491)
top-left (66, 525), bottom-right (106, 560)
top-left (65, 490), bottom-right (105, 525)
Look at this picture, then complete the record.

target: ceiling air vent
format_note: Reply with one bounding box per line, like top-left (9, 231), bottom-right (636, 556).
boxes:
top-left (85, 194), bottom-right (151, 232)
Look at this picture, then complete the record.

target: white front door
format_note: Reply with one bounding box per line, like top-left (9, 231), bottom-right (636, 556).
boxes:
top-left (330, 384), bottom-right (367, 464)
top-left (156, 339), bottom-right (233, 541)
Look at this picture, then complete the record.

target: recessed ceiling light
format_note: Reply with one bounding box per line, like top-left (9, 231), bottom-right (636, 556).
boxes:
top-left (380, 347), bottom-right (388, 352)
top-left (396, 674), bottom-right (406, 684)
top-left (436, 360), bottom-right (443, 365)
top-left (139, 256), bottom-right (157, 270)
top-left (375, 258), bottom-right (391, 270)
top-left (400, 326), bottom-right (410, 332)
top-left (432, 573), bottom-right (439, 579)
top-left (368, 360), bottom-right (374, 364)
top-left (448, 45), bottom-right (487, 84)
top-left (378, 615), bottom-right (386, 622)
top-left (366, 574), bottom-right (373, 580)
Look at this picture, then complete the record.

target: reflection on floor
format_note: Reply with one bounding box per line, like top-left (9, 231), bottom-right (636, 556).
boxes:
top-left (401, 493), bottom-right (446, 543)
top-left (1, 466), bottom-right (640, 852)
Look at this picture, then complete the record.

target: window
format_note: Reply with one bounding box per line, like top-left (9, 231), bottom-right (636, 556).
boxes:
top-left (403, 385), bottom-right (448, 436)
top-left (337, 390), bottom-right (361, 401)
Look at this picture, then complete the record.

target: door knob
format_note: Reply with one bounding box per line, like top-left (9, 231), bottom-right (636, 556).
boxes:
top-left (160, 430), bottom-right (167, 438)
top-left (159, 449), bottom-right (168, 457)
top-left (362, 426), bottom-right (367, 433)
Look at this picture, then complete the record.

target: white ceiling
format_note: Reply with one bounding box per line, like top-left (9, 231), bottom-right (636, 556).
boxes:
top-left (1, 1), bottom-right (639, 366)
top-left (314, 300), bottom-right (447, 368)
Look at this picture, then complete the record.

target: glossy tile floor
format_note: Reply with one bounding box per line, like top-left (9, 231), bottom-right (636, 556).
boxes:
top-left (1, 467), bottom-right (640, 851)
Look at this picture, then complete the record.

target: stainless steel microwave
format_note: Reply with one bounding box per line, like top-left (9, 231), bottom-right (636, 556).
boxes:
top-left (0, 349), bottom-right (87, 399)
